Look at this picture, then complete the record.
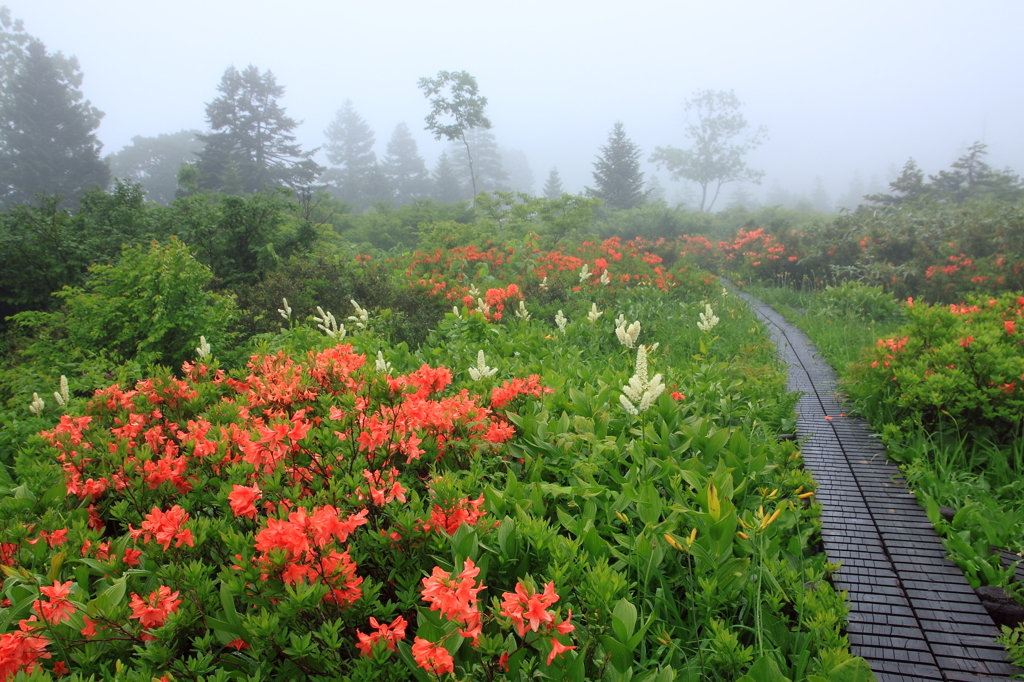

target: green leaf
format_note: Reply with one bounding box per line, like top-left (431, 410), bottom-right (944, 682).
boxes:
top-left (220, 579), bottom-right (242, 629)
top-left (91, 576), bottom-right (127, 615)
top-left (611, 598), bottom-right (637, 642)
top-left (599, 635), bottom-right (634, 673)
top-left (738, 655), bottom-right (792, 682)
top-left (826, 657), bottom-right (875, 682)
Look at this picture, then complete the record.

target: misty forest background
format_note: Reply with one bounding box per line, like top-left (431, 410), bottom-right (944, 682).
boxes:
top-left (2, 2), bottom-right (1023, 363)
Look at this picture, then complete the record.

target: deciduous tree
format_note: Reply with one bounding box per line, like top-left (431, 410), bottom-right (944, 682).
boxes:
top-left (418, 70), bottom-right (491, 196)
top-left (106, 130), bottom-right (203, 205)
top-left (650, 89), bottom-right (767, 213)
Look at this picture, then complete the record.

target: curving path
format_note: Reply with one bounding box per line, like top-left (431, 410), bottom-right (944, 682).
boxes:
top-left (738, 291), bottom-right (1020, 682)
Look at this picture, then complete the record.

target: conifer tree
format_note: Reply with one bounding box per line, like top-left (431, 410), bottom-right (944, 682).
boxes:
top-left (587, 121), bottom-right (648, 209)
top-left (446, 128), bottom-right (508, 195)
top-left (382, 122), bottom-right (431, 205)
top-left (0, 39), bottom-right (109, 207)
top-left (432, 151), bottom-right (466, 203)
top-left (323, 100), bottom-right (387, 210)
top-left (195, 65), bottom-right (322, 194)
top-left (543, 168), bottom-right (564, 199)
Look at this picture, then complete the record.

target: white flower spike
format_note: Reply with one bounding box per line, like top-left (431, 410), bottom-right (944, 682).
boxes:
top-left (620, 345), bottom-right (665, 415)
top-left (314, 306), bottom-right (345, 339)
top-left (348, 300), bottom-right (369, 329)
top-left (615, 319), bottom-right (641, 348)
top-left (588, 303), bottom-right (603, 323)
top-left (278, 297), bottom-right (292, 321)
top-left (54, 375), bottom-right (69, 407)
top-left (468, 350), bottom-right (498, 381)
top-left (555, 310), bottom-right (567, 334)
top-left (579, 264), bottom-right (592, 284)
top-left (697, 303), bottom-right (720, 332)
top-left (196, 335), bottom-right (212, 359)
top-left (514, 300), bottom-right (530, 321)
top-left (29, 392), bottom-right (44, 415)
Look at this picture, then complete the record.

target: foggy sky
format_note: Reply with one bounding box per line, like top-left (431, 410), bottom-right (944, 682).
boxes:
top-left (7, 0), bottom-right (1023, 208)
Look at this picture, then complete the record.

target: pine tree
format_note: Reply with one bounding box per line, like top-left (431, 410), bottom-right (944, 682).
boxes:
top-left (447, 128), bottom-right (508, 195)
top-left (543, 168), bottom-right (564, 199)
top-left (381, 122), bottom-right (431, 206)
top-left (500, 148), bottom-right (534, 195)
top-left (432, 151), bottom-right (467, 203)
top-left (587, 121), bottom-right (647, 209)
top-left (323, 100), bottom-right (387, 210)
top-left (0, 39), bottom-right (109, 207)
top-left (195, 65), bottom-right (322, 194)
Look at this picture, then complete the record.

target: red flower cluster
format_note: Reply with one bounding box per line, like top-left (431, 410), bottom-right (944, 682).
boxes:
top-left (491, 375), bottom-right (551, 410)
top-left (426, 495), bottom-right (488, 535)
top-left (131, 505), bottom-right (195, 551)
top-left (411, 636), bottom-right (455, 675)
top-left (129, 585), bottom-right (181, 639)
top-left (253, 506), bottom-right (367, 605)
top-left (500, 581), bottom-right (576, 664)
top-left (355, 615), bottom-right (408, 656)
top-left (0, 624), bottom-right (50, 680)
top-left (32, 581), bottom-right (75, 626)
top-left (421, 558), bottom-right (485, 644)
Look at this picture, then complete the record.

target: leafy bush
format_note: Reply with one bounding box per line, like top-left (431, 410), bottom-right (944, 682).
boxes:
top-left (807, 281), bottom-right (901, 322)
top-left (0, 238), bottom-right (237, 454)
top-left (848, 293), bottom-right (1024, 445)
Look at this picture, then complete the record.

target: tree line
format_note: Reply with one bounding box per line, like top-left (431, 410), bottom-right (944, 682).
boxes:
top-left (0, 6), bottom-right (777, 216)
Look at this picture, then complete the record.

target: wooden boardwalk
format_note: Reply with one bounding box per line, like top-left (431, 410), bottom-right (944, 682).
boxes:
top-left (739, 292), bottom-right (1020, 682)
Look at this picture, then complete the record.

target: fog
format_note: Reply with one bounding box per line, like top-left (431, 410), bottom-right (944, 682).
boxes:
top-left (8, 0), bottom-right (1023, 209)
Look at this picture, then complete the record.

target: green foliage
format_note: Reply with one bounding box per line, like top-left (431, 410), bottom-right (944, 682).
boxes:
top-left (231, 252), bottom-right (451, 350)
top-left (849, 294), bottom-right (1024, 444)
top-left (807, 282), bottom-right (901, 323)
top-left (8, 237), bottom-right (237, 371)
top-left (998, 624), bottom-right (1024, 670)
top-left (702, 149), bottom-right (1024, 303)
top-left (335, 198), bottom-right (474, 252)
top-left (0, 240), bottom-right (865, 680)
top-left (154, 189), bottom-right (319, 287)
top-left (0, 181), bottom-right (155, 323)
